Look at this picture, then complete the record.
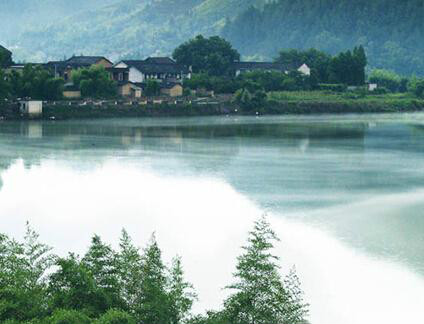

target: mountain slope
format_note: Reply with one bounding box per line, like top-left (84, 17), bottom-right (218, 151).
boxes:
top-left (222, 0), bottom-right (424, 75)
top-left (8, 0), bottom-right (267, 62)
top-left (3, 0), bottom-right (424, 75)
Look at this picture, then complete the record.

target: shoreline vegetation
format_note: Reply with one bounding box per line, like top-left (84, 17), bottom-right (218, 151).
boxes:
top-left (2, 91), bottom-right (424, 120)
top-left (0, 217), bottom-right (309, 324)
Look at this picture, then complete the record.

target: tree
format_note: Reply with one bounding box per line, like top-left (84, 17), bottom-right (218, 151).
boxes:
top-left (0, 69), bottom-right (10, 99)
top-left (283, 267), bottom-right (309, 324)
top-left (7, 64), bottom-right (64, 100)
top-left (222, 216), bottom-right (308, 324)
top-left (82, 235), bottom-right (124, 312)
top-left (144, 80), bottom-right (161, 97)
top-left (48, 254), bottom-right (108, 317)
top-left (0, 46), bottom-right (12, 68)
top-left (116, 229), bottom-right (142, 313)
top-left (47, 309), bottom-right (91, 324)
top-left (167, 256), bottom-right (197, 324)
top-left (72, 65), bottom-right (116, 98)
top-left (275, 48), bottom-right (331, 83)
top-left (329, 47), bottom-right (367, 85)
top-left (0, 223), bottom-right (55, 322)
top-left (173, 35), bottom-right (240, 76)
top-left (94, 309), bottom-right (136, 324)
top-left (136, 234), bottom-right (170, 324)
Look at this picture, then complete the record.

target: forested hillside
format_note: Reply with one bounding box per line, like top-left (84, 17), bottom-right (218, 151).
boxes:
top-left (2, 0), bottom-right (424, 75)
top-left (223, 0), bottom-right (424, 75)
top-left (4, 0), bottom-right (266, 63)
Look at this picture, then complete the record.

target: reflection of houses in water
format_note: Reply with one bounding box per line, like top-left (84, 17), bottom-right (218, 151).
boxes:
top-left (20, 122), bottom-right (43, 139)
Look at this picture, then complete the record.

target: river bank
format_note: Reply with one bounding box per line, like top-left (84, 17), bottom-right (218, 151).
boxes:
top-left (1, 95), bottom-right (424, 120)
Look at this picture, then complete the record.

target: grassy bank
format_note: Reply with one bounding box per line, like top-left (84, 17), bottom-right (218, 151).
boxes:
top-left (264, 91), bottom-right (424, 114)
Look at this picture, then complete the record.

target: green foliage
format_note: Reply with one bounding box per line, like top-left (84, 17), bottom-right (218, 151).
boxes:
top-left (328, 46), bottom-right (367, 86)
top-left (318, 84), bottom-right (347, 92)
top-left (369, 69), bottom-right (408, 93)
top-left (409, 78), bottom-right (424, 98)
top-left (48, 254), bottom-right (108, 317)
top-left (222, 216), bottom-right (308, 324)
top-left (7, 65), bottom-right (64, 100)
top-left (47, 309), bottom-right (91, 324)
top-left (167, 257), bottom-right (197, 324)
top-left (0, 223), bottom-right (55, 323)
top-left (0, 69), bottom-right (11, 99)
top-left (0, 219), bottom-right (310, 324)
top-left (173, 35), bottom-right (240, 76)
top-left (0, 47), bottom-right (12, 68)
top-left (223, 0), bottom-right (424, 75)
top-left (144, 80), bottom-right (161, 97)
top-left (136, 234), bottom-right (170, 324)
top-left (93, 309), bottom-right (135, 324)
top-left (72, 66), bottom-right (116, 99)
top-left (276, 48), bottom-right (331, 83)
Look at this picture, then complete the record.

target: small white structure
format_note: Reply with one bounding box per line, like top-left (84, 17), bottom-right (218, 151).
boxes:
top-left (19, 100), bottom-right (43, 117)
top-left (368, 83), bottom-right (378, 91)
top-left (297, 63), bottom-right (311, 76)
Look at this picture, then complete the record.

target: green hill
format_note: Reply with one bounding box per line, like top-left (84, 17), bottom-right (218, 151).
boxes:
top-left (223, 0), bottom-right (424, 75)
top-left (2, 0), bottom-right (424, 75)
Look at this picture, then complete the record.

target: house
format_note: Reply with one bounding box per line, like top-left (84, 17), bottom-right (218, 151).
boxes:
top-left (46, 56), bottom-right (113, 81)
top-left (160, 82), bottom-right (183, 97)
top-left (118, 81), bottom-right (143, 98)
top-left (107, 67), bottom-right (129, 83)
top-left (63, 84), bottom-right (81, 99)
top-left (233, 61), bottom-right (311, 76)
top-left (19, 100), bottom-right (43, 117)
top-left (114, 57), bottom-right (191, 84)
top-left (5, 63), bottom-right (44, 75)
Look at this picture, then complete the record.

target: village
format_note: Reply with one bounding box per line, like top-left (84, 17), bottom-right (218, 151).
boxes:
top-left (1, 41), bottom-right (314, 117)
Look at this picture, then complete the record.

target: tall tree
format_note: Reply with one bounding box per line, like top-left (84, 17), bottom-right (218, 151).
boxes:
top-left (48, 253), bottom-right (108, 316)
top-left (222, 216), bottom-right (308, 324)
top-left (82, 235), bottom-right (124, 311)
top-left (0, 46), bottom-right (12, 68)
top-left (167, 256), bottom-right (197, 324)
top-left (137, 234), bottom-right (170, 324)
top-left (117, 229), bottom-right (143, 313)
top-left (0, 223), bottom-right (55, 322)
top-left (173, 35), bottom-right (240, 76)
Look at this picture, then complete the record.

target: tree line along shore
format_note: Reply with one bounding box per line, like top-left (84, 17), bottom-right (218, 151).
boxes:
top-left (0, 217), bottom-right (309, 324)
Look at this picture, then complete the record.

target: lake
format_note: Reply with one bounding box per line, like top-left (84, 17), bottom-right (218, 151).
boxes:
top-left (1, 114), bottom-right (423, 324)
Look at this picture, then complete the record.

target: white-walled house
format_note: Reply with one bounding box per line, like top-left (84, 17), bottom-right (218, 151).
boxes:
top-left (19, 100), bottom-right (43, 117)
top-left (114, 57), bottom-right (191, 83)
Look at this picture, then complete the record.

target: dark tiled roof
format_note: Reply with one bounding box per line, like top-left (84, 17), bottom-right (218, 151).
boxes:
top-left (66, 56), bottom-right (112, 66)
top-left (121, 57), bottom-right (189, 74)
top-left (106, 67), bottom-right (129, 72)
top-left (233, 62), bottom-right (292, 71)
top-left (144, 57), bottom-right (176, 64)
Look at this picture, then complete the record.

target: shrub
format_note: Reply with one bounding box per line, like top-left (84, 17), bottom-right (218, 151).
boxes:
top-left (318, 84), bottom-right (347, 92)
top-left (93, 310), bottom-right (135, 324)
top-left (48, 309), bottom-right (91, 324)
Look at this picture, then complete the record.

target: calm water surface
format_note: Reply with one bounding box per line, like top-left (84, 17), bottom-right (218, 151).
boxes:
top-left (1, 114), bottom-right (423, 324)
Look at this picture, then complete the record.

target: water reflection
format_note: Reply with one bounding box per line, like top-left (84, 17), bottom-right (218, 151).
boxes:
top-left (0, 115), bottom-right (424, 274)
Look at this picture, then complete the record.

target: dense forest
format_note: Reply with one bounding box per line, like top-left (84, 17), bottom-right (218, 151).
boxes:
top-left (0, 217), bottom-right (308, 324)
top-left (1, 0), bottom-right (424, 75)
top-left (223, 0), bottom-right (424, 75)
